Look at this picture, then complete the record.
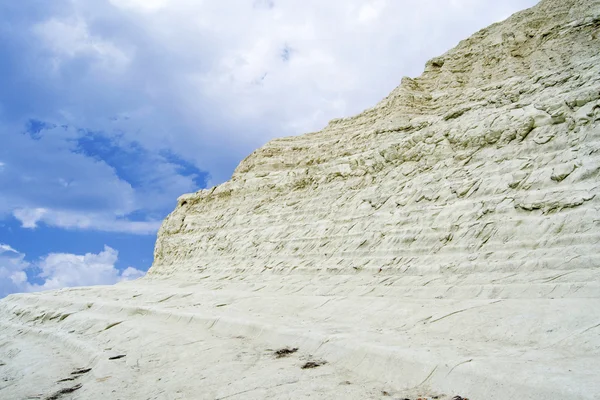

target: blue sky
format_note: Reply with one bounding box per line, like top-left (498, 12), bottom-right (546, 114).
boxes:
top-left (0, 0), bottom-right (538, 297)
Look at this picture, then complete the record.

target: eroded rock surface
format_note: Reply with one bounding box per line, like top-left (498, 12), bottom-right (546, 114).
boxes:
top-left (1, 0), bottom-right (599, 399)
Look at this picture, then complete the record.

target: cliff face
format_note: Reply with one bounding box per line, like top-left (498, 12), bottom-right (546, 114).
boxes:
top-left (151, 0), bottom-right (600, 291)
top-left (1, 1), bottom-right (600, 399)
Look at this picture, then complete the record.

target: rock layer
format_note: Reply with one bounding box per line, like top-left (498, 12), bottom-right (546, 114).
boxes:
top-left (2, 0), bottom-right (600, 399)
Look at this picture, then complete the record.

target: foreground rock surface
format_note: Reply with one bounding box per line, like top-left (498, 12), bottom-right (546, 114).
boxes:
top-left (2, 0), bottom-right (600, 398)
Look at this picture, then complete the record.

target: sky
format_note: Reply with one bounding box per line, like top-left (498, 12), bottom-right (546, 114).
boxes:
top-left (0, 0), bottom-right (539, 297)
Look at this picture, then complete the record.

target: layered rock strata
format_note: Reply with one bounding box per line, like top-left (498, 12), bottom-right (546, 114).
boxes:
top-left (1, 0), bottom-right (599, 399)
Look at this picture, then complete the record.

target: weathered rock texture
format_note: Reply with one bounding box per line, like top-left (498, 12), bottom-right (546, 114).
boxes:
top-left (1, 1), bottom-right (599, 399)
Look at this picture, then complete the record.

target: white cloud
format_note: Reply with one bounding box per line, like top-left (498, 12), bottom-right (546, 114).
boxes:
top-left (120, 266), bottom-right (146, 281)
top-left (13, 208), bottom-right (47, 229)
top-left (109, 0), bottom-right (168, 13)
top-left (0, 244), bottom-right (145, 297)
top-left (0, 122), bottom-right (191, 234)
top-left (0, 244), bottom-right (31, 297)
top-left (33, 18), bottom-right (130, 73)
top-left (0, 244), bottom-right (18, 253)
top-left (12, 208), bottom-right (161, 234)
top-left (357, 0), bottom-right (387, 24)
top-left (32, 245), bottom-right (133, 291)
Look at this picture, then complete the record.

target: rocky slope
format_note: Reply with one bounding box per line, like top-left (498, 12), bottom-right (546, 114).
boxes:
top-left (1, 0), bottom-right (599, 399)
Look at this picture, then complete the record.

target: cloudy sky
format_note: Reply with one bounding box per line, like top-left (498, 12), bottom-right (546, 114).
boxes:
top-left (0, 0), bottom-right (538, 297)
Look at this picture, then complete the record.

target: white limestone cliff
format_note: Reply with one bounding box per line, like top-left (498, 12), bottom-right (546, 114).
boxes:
top-left (1, 0), bottom-right (599, 399)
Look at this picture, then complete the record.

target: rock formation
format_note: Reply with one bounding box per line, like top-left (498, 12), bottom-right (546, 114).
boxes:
top-left (1, 0), bottom-right (599, 399)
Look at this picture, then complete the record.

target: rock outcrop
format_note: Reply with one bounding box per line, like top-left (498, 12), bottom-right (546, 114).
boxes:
top-left (1, 1), bottom-right (599, 399)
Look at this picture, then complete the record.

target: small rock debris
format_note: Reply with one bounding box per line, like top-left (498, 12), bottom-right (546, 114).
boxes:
top-left (45, 384), bottom-right (82, 400)
top-left (56, 367), bottom-right (91, 383)
top-left (71, 367), bottom-right (92, 375)
top-left (56, 378), bottom-right (76, 383)
top-left (300, 360), bottom-right (327, 369)
top-left (274, 347), bottom-right (298, 358)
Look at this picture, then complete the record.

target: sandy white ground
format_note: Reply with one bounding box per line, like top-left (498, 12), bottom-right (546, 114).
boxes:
top-left (1, 274), bottom-right (598, 400)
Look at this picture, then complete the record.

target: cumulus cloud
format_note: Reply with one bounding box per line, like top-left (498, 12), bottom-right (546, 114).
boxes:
top-left (30, 245), bottom-right (143, 291)
top-left (0, 244), bottom-right (30, 297)
top-left (0, 243), bottom-right (144, 297)
top-left (120, 266), bottom-right (146, 281)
